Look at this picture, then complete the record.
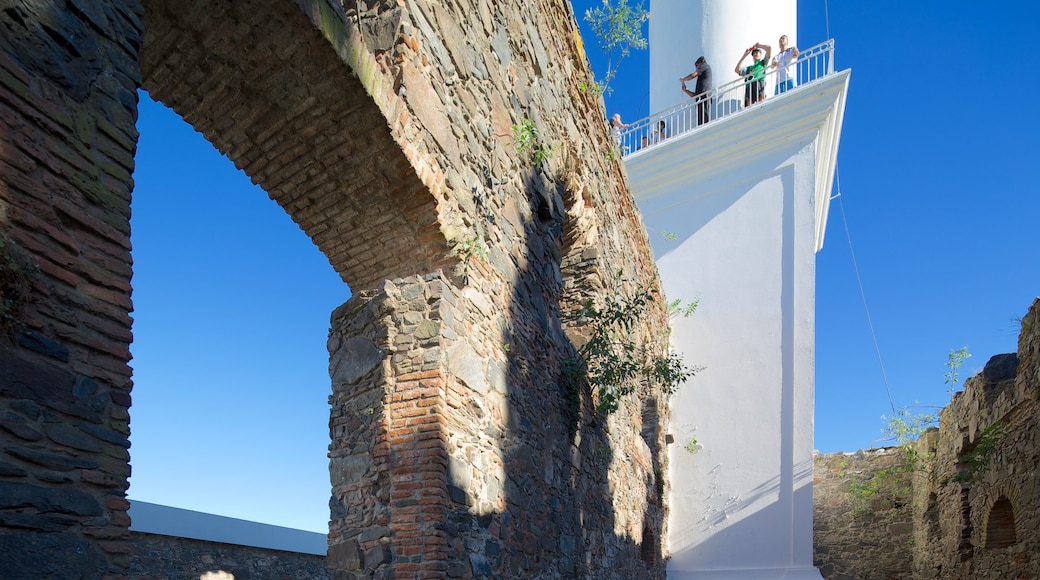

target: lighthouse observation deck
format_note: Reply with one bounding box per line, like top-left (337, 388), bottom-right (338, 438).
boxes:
top-left (618, 39), bottom-right (836, 158)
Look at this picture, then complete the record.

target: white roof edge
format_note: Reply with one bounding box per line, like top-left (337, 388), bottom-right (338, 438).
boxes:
top-left (128, 500), bottom-right (327, 556)
top-left (813, 70), bottom-right (851, 252)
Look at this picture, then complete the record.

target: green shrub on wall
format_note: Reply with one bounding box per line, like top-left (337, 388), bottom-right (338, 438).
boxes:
top-left (562, 285), bottom-right (694, 416)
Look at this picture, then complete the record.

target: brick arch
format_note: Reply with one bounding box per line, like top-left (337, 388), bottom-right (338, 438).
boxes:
top-left (139, 0), bottom-right (450, 292)
top-left (984, 496), bottom-right (1017, 550)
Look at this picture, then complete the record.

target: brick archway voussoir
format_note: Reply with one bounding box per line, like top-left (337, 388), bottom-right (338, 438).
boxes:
top-left (139, 0), bottom-right (449, 291)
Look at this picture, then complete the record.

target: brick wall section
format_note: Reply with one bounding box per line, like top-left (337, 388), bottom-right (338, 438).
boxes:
top-left (813, 298), bottom-right (1040, 580)
top-left (127, 532), bottom-right (332, 579)
top-left (0, 2), bottom-right (142, 576)
top-left (1, 0), bottom-right (671, 577)
top-left (329, 266), bottom-right (669, 579)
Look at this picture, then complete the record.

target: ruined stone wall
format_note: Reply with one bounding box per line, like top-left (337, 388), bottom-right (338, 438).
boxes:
top-left (327, 268), bottom-right (669, 579)
top-left (1, 0), bottom-right (672, 577)
top-left (813, 298), bottom-right (1040, 580)
top-left (307, 0), bottom-right (673, 576)
top-left (813, 448), bottom-right (913, 579)
top-left (908, 298), bottom-right (1040, 579)
top-left (127, 532), bottom-right (332, 579)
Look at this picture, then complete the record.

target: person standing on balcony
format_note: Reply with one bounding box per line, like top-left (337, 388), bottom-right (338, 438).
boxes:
top-left (735, 43), bottom-right (771, 106)
top-left (610, 113), bottom-right (629, 150)
top-left (772, 35), bottom-right (799, 94)
top-left (651, 120), bottom-right (668, 143)
top-left (680, 56), bottom-right (713, 126)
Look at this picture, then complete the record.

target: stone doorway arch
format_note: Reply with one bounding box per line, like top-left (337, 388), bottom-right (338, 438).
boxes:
top-left (128, 92), bottom-right (347, 532)
top-left (136, 0), bottom-right (453, 574)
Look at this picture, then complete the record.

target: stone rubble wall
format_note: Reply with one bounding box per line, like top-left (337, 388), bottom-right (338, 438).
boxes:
top-left (305, 0), bottom-right (675, 576)
top-left (813, 448), bottom-right (914, 579)
top-left (126, 532), bottom-right (332, 579)
top-left (909, 297), bottom-right (1040, 579)
top-left (813, 297), bottom-right (1040, 579)
top-left (328, 268), bottom-right (669, 579)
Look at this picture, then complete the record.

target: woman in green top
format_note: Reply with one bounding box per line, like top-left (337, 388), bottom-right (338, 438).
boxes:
top-left (735, 42), bottom-right (772, 107)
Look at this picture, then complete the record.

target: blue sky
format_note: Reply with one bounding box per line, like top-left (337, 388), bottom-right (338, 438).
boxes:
top-left (128, 1), bottom-right (1040, 533)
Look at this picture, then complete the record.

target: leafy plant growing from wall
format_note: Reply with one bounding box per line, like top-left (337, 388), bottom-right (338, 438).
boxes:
top-left (562, 284), bottom-right (695, 415)
top-left (944, 346), bottom-right (971, 397)
top-left (844, 342), bottom-right (976, 513)
top-left (881, 406), bottom-right (936, 469)
top-left (845, 462), bottom-right (912, 516)
top-left (454, 233), bottom-right (489, 263)
top-left (452, 233), bottom-right (489, 285)
top-left (842, 406), bottom-right (934, 516)
top-left (583, 0), bottom-right (649, 95)
top-left (950, 420), bottom-right (1009, 484)
top-left (668, 297), bottom-right (699, 319)
top-left (511, 119), bottom-right (553, 167)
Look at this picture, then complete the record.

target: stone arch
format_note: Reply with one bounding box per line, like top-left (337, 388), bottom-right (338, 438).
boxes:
top-left (983, 496), bottom-right (1017, 550)
top-left (135, 0), bottom-right (460, 573)
top-left (139, 0), bottom-right (450, 293)
top-left (0, 0), bottom-right (674, 576)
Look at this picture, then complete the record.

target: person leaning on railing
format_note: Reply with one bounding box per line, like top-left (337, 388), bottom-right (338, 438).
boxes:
top-left (680, 56), bottom-right (713, 126)
top-left (735, 42), bottom-right (771, 106)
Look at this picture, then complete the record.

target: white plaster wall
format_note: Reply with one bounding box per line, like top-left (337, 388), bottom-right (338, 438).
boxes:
top-left (635, 134), bottom-right (820, 578)
top-left (649, 0), bottom-right (797, 116)
top-left (664, 175), bottom-right (787, 569)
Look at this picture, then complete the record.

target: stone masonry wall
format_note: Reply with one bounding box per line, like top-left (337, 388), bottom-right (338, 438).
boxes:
top-left (1, 0), bottom-right (672, 577)
top-left (813, 448), bottom-right (913, 579)
top-left (908, 298), bottom-right (1040, 579)
top-left (327, 269), bottom-right (669, 578)
top-left (813, 298), bottom-right (1040, 580)
top-left (0, 2), bottom-right (141, 576)
top-left (127, 532), bottom-right (332, 579)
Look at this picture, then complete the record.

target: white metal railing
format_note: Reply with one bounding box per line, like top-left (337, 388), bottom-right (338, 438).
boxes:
top-left (617, 39), bottom-right (836, 157)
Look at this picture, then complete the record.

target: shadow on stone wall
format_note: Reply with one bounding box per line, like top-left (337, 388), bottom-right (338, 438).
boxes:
top-left (437, 162), bottom-right (668, 578)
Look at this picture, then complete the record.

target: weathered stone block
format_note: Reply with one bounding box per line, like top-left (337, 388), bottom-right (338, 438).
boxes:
top-left (0, 481), bottom-right (102, 517)
top-left (328, 539), bottom-right (363, 570)
top-left (982, 353), bottom-right (1019, 384)
top-left (330, 336), bottom-right (383, 386)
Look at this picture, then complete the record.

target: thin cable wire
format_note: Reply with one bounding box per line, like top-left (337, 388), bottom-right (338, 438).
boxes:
top-left (835, 172), bottom-right (897, 415)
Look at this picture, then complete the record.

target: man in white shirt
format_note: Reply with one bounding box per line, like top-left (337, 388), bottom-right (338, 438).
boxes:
top-left (772, 34), bottom-right (799, 95)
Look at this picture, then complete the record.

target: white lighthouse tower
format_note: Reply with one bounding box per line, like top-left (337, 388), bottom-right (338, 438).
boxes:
top-left (648, 0), bottom-right (797, 116)
top-left (624, 1), bottom-right (850, 578)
